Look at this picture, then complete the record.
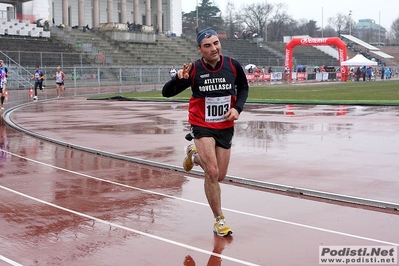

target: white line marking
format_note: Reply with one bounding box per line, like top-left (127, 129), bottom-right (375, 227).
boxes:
top-left (0, 184), bottom-right (259, 266)
top-left (2, 149), bottom-right (399, 248)
top-left (0, 255), bottom-right (23, 266)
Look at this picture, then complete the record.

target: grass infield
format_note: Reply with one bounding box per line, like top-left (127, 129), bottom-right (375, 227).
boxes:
top-left (93, 80), bottom-right (399, 105)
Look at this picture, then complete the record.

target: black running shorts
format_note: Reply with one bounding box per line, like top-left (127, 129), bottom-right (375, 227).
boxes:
top-left (190, 125), bottom-right (234, 149)
top-left (34, 82), bottom-right (43, 90)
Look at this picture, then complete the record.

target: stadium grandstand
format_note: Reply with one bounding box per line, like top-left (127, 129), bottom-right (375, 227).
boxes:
top-left (0, 0), bottom-right (397, 89)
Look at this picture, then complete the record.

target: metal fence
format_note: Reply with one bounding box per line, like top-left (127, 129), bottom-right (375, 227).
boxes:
top-left (5, 65), bottom-right (174, 91)
top-left (2, 65), bottom-right (174, 111)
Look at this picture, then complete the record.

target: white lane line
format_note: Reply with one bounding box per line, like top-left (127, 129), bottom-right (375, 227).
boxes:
top-left (0, 255), bottom-right (23, 266)
top-left (0, 184), bottom-right (259, 266)
top-left (2, 149), bottom-right (399, 247)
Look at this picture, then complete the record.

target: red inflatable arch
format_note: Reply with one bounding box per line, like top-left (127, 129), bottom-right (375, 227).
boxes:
top-left (284, 37), bottom-right (348, 81)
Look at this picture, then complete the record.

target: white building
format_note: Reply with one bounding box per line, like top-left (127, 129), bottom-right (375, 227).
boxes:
top-left (0, 0), bottom-right (182, 35)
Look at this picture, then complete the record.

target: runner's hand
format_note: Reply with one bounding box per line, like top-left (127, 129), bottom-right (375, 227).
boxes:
top-left (224, 108), bottom-right (239, 121)
top-left (178, 63), bottom-right (192, 79)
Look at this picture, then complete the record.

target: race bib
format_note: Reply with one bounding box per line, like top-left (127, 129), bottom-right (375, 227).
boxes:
top-left (205, 96), bottom-right (231, 122)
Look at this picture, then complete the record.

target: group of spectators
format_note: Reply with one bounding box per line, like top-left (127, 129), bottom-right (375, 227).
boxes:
top-left (126, 21), bottom-right (159, 34)
top-left (247, 66), bottom-right (273, 74)
top-left (350, 66), bottom-right (397, 81)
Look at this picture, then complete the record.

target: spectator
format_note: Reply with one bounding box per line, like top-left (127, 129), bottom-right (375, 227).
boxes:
top-left (254, 67), bottom-right (261, 83)
top-left (284, 67), bottom-right (291, 83)
top-left (366, 67), bottom-right (373, 81)
top-left (98, 51), bottom-right (105, 65)
top-left (242, 30), bottom-right (246, 40)
top-left (385, 68), bottom-right (391, 80)
top-left (44, 20), bottom-right (50, 31)
top-left (356, 67), bottom-right (361, 81)
top-left (169, 65), bottom-right (177, 79)
top-left (362, 66), bottom-right (366, 81)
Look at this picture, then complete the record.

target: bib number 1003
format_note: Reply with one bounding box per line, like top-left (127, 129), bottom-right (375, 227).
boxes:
top-left (207, 104), bottom-right (229, 116)
top-left (205, 96), bottom-right (231, 122)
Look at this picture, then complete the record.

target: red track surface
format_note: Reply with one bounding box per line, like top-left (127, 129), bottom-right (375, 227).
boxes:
top-left (0, 98), bottom-right (398, 266)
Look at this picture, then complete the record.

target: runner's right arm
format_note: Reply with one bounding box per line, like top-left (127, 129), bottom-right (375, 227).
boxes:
top-left (162, 64), bottom-right (192, 97)
top-left (162, 77), bottom-right (191, 97)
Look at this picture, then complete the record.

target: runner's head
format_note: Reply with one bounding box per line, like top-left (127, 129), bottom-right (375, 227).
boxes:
top-left (196, 28), bottom-right (221, 65)
top-left (196, 27), bottom-right (218, 47)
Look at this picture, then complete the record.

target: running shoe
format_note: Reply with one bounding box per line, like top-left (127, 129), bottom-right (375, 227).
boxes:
top-left (183, 144), bottom-right (197, 172)
top-left (213, 216), bottom-right (233, 237)
top-left (0, 104), bottom-right (3, 110)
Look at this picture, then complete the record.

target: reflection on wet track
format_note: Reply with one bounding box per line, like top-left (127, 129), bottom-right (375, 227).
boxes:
top-left (0, 99), bottom-right (398, 265)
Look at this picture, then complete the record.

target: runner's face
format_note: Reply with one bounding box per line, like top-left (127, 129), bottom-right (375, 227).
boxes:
top-left (198, 35), bottom-right (221, 64)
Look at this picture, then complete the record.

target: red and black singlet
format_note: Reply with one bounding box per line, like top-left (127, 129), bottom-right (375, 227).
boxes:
top-left (188, 55), bottom-right (238, 129)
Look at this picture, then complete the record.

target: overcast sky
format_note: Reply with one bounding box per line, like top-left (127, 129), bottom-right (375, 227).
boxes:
top-left (183, 0), bottom-right (398, 31)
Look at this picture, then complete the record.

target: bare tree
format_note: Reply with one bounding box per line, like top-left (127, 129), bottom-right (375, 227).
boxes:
top-left (322, 25), bottom-right (337, 38)
top-left (236, 2), bottom-right (273, 40)
top-left (327, 13), bottom-right (349, 37)
top-left (223, 1), bottom-right (239, 39)
top-left (391, 17), bottom-right (399, 41)
top-left (267, 3), bottom-right (295, 41)
top-left (294, 19), bottom-right (321, 37)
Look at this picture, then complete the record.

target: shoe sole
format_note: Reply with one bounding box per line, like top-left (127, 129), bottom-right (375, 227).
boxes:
top-left (183, 156), bottom-right (193, 172)
top-left (213, 230), bottom-right (233, 237)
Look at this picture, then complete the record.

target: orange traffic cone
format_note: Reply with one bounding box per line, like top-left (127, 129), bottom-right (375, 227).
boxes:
top-left (336, 106), bottom-right (347, 116)
top-left (285, 104), bottom-right (295, 116)
top-left (29, 88), bottom-right (33, 98)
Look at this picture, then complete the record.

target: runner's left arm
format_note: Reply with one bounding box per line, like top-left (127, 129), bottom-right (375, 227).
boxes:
top-left (232, 59), bottom-right (249, 113)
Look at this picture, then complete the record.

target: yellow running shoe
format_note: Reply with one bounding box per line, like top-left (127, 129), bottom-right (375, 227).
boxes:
top-left (183, 144), bottom-right (197, 172)
top-left (213, 216), bottom-right (233, 237)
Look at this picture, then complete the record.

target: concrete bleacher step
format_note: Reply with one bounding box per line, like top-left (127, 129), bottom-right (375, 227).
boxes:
top-left (0, 34), bottom-right (91, 67)
top-left (50, 27), bottom-right (206, 66)
top-left (0, 19), bottom-right (50, 38)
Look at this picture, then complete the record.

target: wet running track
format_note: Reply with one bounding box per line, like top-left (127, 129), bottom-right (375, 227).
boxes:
top-left (0, 96), bottom-right (398, 266)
